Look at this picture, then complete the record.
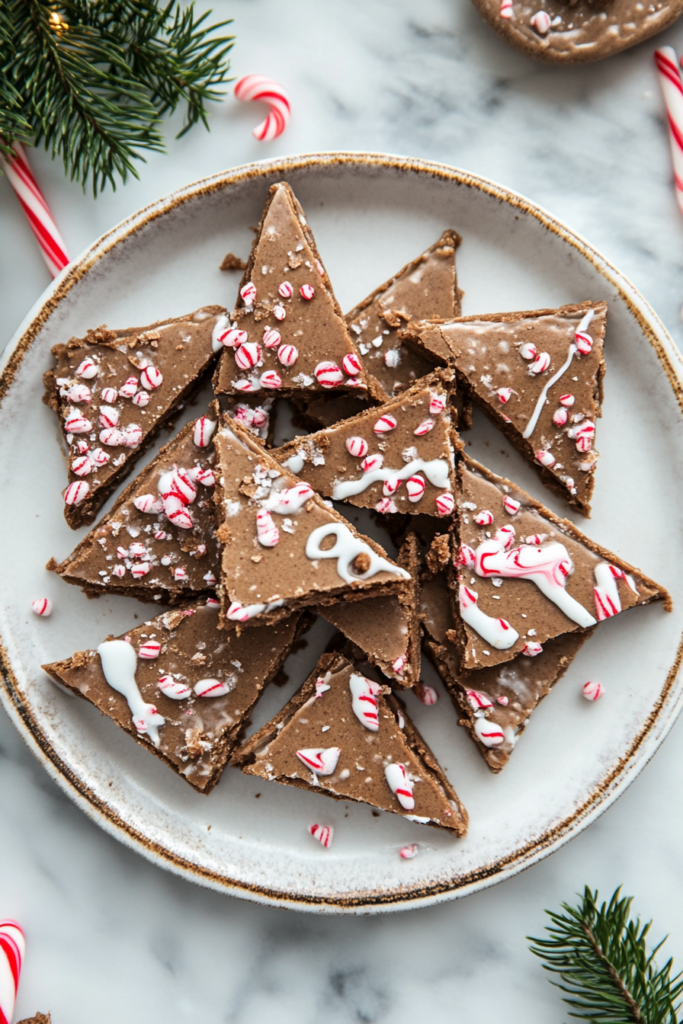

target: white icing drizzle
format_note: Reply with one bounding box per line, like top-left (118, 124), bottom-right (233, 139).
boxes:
top-left (349, 673), bottom-right (381, 731)
top-left (522, 343), bottom-right (576, 440)
top-left (97, 640), bottom-right (165, 747)
top-left (283, 453), bottom-right (305, 474)
top-left (305, 524), bottom-right (411, 584)
top-left (333, 458), bottom-right (451, 501)
top-left (459, 586), bottom-right (519, 649)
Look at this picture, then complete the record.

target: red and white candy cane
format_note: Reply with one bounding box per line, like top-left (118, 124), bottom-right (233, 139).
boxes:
top-left (0, 919), bottom-right (25, 1024)
top-left (234, 75), bottom-right (291, 142)
top-left (0, 143), bottom-right (69, 278)
top-left (655, 47), bottom-right (683, 215)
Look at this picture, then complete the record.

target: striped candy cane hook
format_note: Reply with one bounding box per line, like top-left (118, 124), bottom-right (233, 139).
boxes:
top-left (654, 47), bottom-right (683, 215)
top-left (0, 143), bottom-right (69, 277)
top-left (0, 920), bottom-right (25, 1024)
top-left (234, 76), bottom-right (291, 141)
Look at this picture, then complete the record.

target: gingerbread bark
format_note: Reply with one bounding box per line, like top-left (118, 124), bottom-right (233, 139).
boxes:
top-left (43, 306), bottom-right (226, 529)
top-left (403, 301), bottom-right (607, 515)
top-left (233, 652), bottom-right (468, 835)
top-left (43, 603), bottom-right (309, 793)
top-left (420, 566), bottom-right (592, 772)
top-left (452, 457), bottom-right (670, 673)
top-left (52, 414), bottom-right (221, 605)
top-left (213, 419), bottom-right (412, 629)
top-left (319, 532), bottom-right (422, 687)
top-left (213, 182), bottom-right (368, 398)
top-left (273, 370), bottom-right (460, 518)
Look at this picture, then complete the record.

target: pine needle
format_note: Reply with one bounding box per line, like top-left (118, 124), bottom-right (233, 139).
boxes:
top-left (528, 886), bottom-right (683, 1024)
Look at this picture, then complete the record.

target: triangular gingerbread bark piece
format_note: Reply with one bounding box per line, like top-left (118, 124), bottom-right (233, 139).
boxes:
top-left (43, 603), bottom-right (309, 793)
top-left (452, 456), bottom-right (670, 673)
top-left (319, 532), bottom-right (422, 687)
top-left (419, 561), bottom-right (593, 772)
top-left (233, 651), bottom-right (468, 834)
top-left (213, 419), bottom-right (412, 628)
top-left (43, 305), bottom-right (226, 529)
top-left (52, 413), bottom-right (221, 605)
top-left (273, 370), bottom-right (460, 518)
top-left (403, 301), bottom-right (607, 515)
top-left (213, 182), bottom-right (369, 398)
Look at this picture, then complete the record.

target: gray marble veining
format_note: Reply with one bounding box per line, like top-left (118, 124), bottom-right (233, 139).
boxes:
top-left (2, 1), bottom-right (683, 1020)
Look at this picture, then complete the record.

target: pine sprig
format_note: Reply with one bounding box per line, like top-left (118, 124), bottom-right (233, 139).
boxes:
top-left (1, 0), bottom-right (234, 194)
top-left (529, 887), bottom-right (683, 1024)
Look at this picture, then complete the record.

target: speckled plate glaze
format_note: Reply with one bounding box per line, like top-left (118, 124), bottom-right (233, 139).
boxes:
top-left (2, 153), bottom-right (683, 914)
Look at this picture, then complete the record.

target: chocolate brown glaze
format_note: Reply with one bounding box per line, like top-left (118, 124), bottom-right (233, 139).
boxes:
top-left (404, 301), bottom-right (606, 515)
top-left (52, 415), bottom-right (221, 605)
top-left (420, 567), bottom-right (592, 771)
top-left (472, 0), bottom-right (683, 64)
top-left (43, 604), bottom-right (308, 793)
top-left (318, 533), bottom-right (423, 687)
top-left (233, 652), bottom-right (468, 834)
top-left (452, 457), bottom-right (670, 672)
top-left (273, 370), bottom-right (460, 518)
top-left (213, 182), bottom-right (367, 397)
top-left (43, 306), bottom-right (225, 529)
top-left (213, 419), bottom-right (412, 629)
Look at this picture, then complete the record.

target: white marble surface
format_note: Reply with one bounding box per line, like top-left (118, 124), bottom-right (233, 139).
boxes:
top-left (2, 1), bottom-right (683, 1020)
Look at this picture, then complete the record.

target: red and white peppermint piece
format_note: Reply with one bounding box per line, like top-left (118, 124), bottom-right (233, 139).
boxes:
top-left (171, 567), bottom-right (187, 582)
top-left (240, 281), bottom-right (257, 305)
top-left (71, 455), bottom-right (93, 476)
top-left (315, 259), bottom-right (325, 276)
top-left (75, 357), bottom-right (99, 379)
top-left (522, 641), bottom-right (543, 656)
top-left (194, 678), bottom-right (231, 698)
top-left (140, 365), bottom-right (163, 390)
top-left (529, 352), bottom-right (551, 374)
top-left (251, 408), bottom-right (267, 428)
top-left (31, 597), bottom-right (52, 617)
top-left (500, 0), bottom-right (513, 17)
top-left (300, 284), bottom-right (315, 300)
top-left (193, 416), bottom-right (216, 448)
top-left (194, 467), bottom-right (216, 487)
top-left (234, 343), bottom-right (260, 371)
top-left (266, 483), bottom-right (315, 514)
top-left (497, 387), bottom-right (513, 404)
top-left (158, 676), bottom-right (192, 700)
top-left (503, 495), bottom-right (520, 515)
top-left (553, 407), bottom-right (568, 426)
top-left (234, 378), bottom-right (259, 393)
top-left (361, 453), bottom-right (383, 472)
top-left (497, 695), bottom-right (509, 706)
top-left (531, 9), bottom-right (551, 33)
top-left (391, 655), bottom-right (406, 675)
top-left (67, 383), bottom-right (91, 403)
top-left (122, 424), bottom-right (142, 447)
top-left (342, 353), bottom-right (362, 376)
top-left (429, 393), bottom-right (446, 415)
top-left (223, 328), bottom-right (249, 348)
top-left (296, 747), bottom-right (341, 775)
top-left (256, 509), bottom-right (280, 547)
top-left (76, 439), bottom-right (89, 453)
top-left (119, 376), bottom-right (138, 398)
top-left (466, 689), bottom-right (493, 710)
top-left (374, 414), bottom-right (397, 433)
top-left (309, 824), bottom-right (333, 848)
top-left (571, 420), bottom-right (596, 452)
top-left (260, 369), bottom-right (282, 389)
top-left (99, 387), bottom-right (117, 403)
top-left (384, 763), bottom-right (414, 810)
top-left (99, 427), bottom-right (124, 446)
top-left (164, 496), bottom-right (194, 529)
top-left (346, 436), bottom-right (368, 458)
top-left (262, 327), bottom-right (281, 348)
top-left (383, 477), bottom-right (401, 496)
top-left (406, 475), bottom-right (426, 502)
top-left (474, 718), bottom-right (506, 748)
top-left (64, 480), bottom-right (90, 506)
top-left (129, 542), bottom-right (147, 558)
top-left (0, 918), bottom-right (25, 1024)
top-left (91, 447), bottom-right (109, 466)
top-left (277, 344), bottom-right (298, 367)
top-left (399, 844), bottom-right (418, 860)
top-left (559, 393), bottom-right (575, 407)
top-left (99, 406), bottom-right (119, 429)
top-left (273, 304), bottom-right (286, 321)
top-left (436, 492), bottom-right (455, 516)
top-left (116, 546), bottom-right (129, 559)
top-left (414, 419), bottom-right (435, 436)
top-left (457, 544), bottom-right (476, 568)
top-left (64, 411), bottom-right (92, 434)
top-left (575, 330), bottom-right (593, 355)
top-left (278, 281), bottom-right (293, 298)
top-left (496, 524), bottom-right (516, 549)
top-left (375, 498), bottom-right (398, 513)
top-left (138, 640), bottom-right (161, 659)
top-left (519, 342), bottom-right (537, 361)
top-left (112, 564), bottom-right (126, 578)
top-left (132, 390), bottom-right (149, 408)
top-left (415, 683), bottom-right (438, 705)
top-left (536, 449), bottom-right (556, 468)
top-left (130, 561), bottom-right (151, 578)
top-left (227, 602), bottom-right (250, 622)
top-left (582, 680), bottom-right (603, 701)
top-left (154, 530), bottom-right (169, 540)
top-left (314, 361), bottom-right (344, 388)
top-left (203, 571), bottom-right (217, 585)
top-left (474, 509), bottom-right (494, 526)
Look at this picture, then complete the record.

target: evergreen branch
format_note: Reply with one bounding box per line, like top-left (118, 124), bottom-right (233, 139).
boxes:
top-left (529, 887), bottom-right (683, 1024)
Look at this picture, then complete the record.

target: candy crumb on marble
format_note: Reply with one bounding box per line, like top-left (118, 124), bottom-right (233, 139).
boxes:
top-left (309, 823), bottom-right (334, 848)
top-left (0, 918), bottom-right (25, 1024)
top-left (31, 598), bottom-right (52, 617)
top-left (582, 680), bottom-right (604, 701)
top-left (399, 843), bottom-right (419, 860)
top-left (415, 683), bottom-right (439, 705)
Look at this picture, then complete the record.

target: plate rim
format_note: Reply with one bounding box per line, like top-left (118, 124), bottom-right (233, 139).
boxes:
top-left (2, 150), bottom-right (682, 914)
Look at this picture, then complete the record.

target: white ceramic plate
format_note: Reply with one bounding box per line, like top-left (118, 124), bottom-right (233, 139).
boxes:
top-left (2, 153), bottom-right (682, 914)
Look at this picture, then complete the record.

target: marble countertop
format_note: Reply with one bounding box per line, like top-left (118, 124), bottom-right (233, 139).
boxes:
top-left (2, 1), bottom-right (683, 1020)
